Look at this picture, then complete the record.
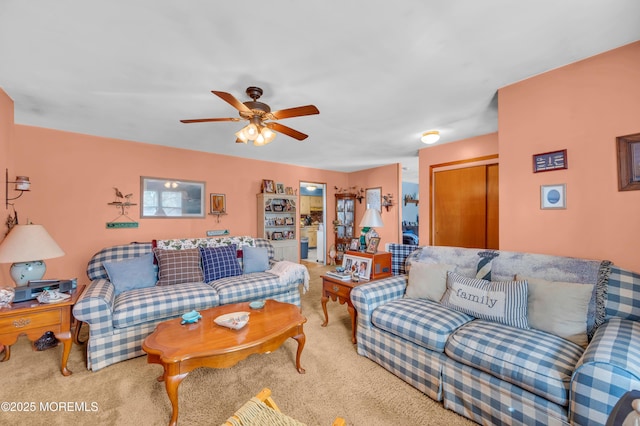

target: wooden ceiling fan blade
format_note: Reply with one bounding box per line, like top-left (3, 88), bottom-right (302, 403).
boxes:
top-left (180, 117), bottom-right (240, 123)
top-left (271, 105), bottom-right (319, 120)
top-left (266, 122), bottom-right (308, 140)
top-left (212, 91), bottom-right (252, 113)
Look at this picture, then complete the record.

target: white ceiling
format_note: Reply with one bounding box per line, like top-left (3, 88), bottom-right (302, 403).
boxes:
top-left (1, 1), bottom-right (639, 183)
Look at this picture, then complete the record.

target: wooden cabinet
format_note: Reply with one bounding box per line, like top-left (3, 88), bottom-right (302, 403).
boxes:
top-left (300, 196), bottom-right (310, 215)
top-left (300, 225), bottom-right (318, 248)
top-left (334, 194), bottom-right (356, 261)
top-left (309, 196), bottom-right (323, 210)
top-left (257, 194), bottom-right (298, 262)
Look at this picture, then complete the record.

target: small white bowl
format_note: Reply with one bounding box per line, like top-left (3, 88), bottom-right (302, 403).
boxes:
top-left (214, 312), bottom-right (250, 330)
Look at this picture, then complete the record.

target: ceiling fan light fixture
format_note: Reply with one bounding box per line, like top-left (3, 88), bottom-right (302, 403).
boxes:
top-left (235, 129), bottom-right (249, 143)
top-left (244, 123), bottom-right (259, 139)
top-left (421, 130), bottom-right (440, 144)
top-left (261, 127), bottom-right (276, 144)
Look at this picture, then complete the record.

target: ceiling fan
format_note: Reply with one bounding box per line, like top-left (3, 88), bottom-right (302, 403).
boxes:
top-left (180, 86), bottom-right (319, 146)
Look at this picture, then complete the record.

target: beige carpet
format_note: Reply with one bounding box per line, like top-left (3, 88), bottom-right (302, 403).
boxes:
top-left (1, 261), bottom-right (474, 426)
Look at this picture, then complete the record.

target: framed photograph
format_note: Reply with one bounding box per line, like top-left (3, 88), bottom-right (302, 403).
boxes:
top-left (140, 177), bottom-right (205, 218)
top-left (262, 179), bottom-right (275, 193)
top-left (617, 133), bottom-right (640, 191)
top-left (349, 238), bottom-right (360, 250)
top-left (533, 150), bottom-right (568, 173)
top-left (366, 187), bottom-right (382, 212)
top-left (271, 231), bottom-right (283, 240)
top-left (276, 182), bottom-right (285, 194)
top-left (342, 254), bottom-right (372, 280)
top-left (285, 186), bottom-right (294, 195)
top-left (540, 184), bottom-right (566, 209)
top-left (209, 193), bottom-right (226, 214)
top-left (366, 236), bottom-right (380, 254)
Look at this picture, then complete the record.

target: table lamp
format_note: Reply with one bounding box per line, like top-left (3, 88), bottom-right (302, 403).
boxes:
top-left (359, 208), bottom-right (384, 250)
top-left (0, 224), bottom-right (65, 286)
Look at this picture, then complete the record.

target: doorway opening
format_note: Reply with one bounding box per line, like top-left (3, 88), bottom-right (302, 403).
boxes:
top-left (299, 181), bottom-right (326, 265)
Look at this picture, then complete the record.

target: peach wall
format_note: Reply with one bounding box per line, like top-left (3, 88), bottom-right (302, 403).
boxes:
top-left (499, 41), bottom-right (640, 271)
top-left (1, 89), bottom-right (14, 237)
top-left (349, 163), bottom-right (402, 247)
top-left (3, 125), bottom-right (350, 284)
top-left (418, 133), bottom-right (499, 244)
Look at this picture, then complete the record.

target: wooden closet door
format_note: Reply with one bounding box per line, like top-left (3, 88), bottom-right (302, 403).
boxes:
top-left (433, 164), bottom-right (498, 249)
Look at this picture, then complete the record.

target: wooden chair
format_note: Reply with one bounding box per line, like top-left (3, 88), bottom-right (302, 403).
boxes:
top-left (223, 388), bottom-right (346, 426)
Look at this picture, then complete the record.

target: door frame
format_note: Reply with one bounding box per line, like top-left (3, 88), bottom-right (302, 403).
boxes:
top-left (299, 181), bottom-right (327, 265)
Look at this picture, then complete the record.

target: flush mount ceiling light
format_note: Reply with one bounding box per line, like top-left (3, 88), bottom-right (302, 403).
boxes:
top-left (306, 185), bottom-right (317, 191)
top-left (181, 87), bottom-right (320, 146)
top-left (421, 130), bottom-right (440, 144)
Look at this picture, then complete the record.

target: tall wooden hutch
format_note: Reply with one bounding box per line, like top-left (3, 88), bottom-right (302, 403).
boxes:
top-left (333, 193), bottom-right (356, 262)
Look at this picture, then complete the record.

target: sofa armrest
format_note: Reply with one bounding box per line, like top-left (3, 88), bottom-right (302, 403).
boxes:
top-left (72, 278), bottom-right (116, 336)
top-left (350, 275), bottom-right (407, 329)
top-left (571, 318), bottom-right (640, 425)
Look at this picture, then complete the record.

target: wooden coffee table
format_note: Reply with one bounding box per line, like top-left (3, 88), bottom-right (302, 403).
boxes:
top-left (142, 299), bottom-right (307, 426)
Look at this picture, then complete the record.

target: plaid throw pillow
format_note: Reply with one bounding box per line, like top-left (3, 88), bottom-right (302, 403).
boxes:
top-left (154, 248), bottom-right (203, 286)
top-left (200, 245), bottom-right (242, 282)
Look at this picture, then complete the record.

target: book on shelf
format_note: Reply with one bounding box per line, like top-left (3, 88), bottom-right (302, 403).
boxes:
top-left (326, 270), bottom-right (352, 281)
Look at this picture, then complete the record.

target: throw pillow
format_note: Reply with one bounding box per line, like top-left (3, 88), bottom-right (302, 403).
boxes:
top-left (242, 246), bottom-right (270, 274)
top-left (405, 262), bottom-right (453, 302)
top-left (154, 248), bottom-right (204, 286)
top-left (200, 245), bottom-right (242, 282)
top-left (476, 250), bottom-right (499, 281)
top-left (517, 274), bottom-right (592, 347)
top-left (440, 271), bottom-right (529, 329)
top-left (103, 252), bottom-right (158, 296)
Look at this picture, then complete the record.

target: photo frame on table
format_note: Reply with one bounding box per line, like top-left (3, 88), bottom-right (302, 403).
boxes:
top-left (616, 133), bottom-right (640, 191)
top-left (140, 177), bottom-right (205, 218)
top-left (533, 150), bottom-right (568, 173)
top-left (540, 184), bottom-right (566, 209)
top-left (262, 179), bottom-right (275, 193)
top-left (342, 254), bottom-right (372, 280)
top-left (276, 182), bottom-right (285, 194)
top-left (366, 236), bottom-right (380, 254)
top-left (366, 187), bottom-right (382, 212)
top-left (209, 193), bottom-right (226, 214)
top-left (349, 238), bottom-right (360, 251)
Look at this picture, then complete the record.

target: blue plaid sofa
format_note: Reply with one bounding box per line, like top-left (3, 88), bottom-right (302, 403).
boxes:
top-left (73, 236), bottom-right (306, 371)
top-left (351, 243), bottom-right (640, 426)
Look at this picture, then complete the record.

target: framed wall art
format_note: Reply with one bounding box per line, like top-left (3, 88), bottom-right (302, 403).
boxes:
top-left (617, 133), bottom-right (640, 191)
top-left (140, 177), bottom-right (205, 218)
top-left (540, 184), bottom-right (566, 210)
top-left (366, 187), bottom-right (382, 212)
top-left (210, 193), bottom-right (226, 214)
top-left (276, 182), bottom-right (285, 194)
top-left (533, 150), bottom-right (568, 173)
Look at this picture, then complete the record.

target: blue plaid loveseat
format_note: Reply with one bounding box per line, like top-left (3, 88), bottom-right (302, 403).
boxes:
top-left (351, 243), bottom-right (640, 426)
top-left (73, 237), bottom-right (305, 371)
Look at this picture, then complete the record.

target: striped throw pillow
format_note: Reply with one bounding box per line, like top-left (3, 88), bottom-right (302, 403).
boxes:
top-left (440, 271), bottom-right (529, 329)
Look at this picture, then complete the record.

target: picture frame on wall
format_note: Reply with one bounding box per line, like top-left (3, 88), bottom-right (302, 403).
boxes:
top-left (140, 177), bottom-right (205, 218)
top-left (616, 133), bottom-right (640, 191)
top-left (342, 254), bottom-right (372, 280)
top-left (366, 236), bottom-right (380, 254)
top-left (209, 193), bottom-right (226, 214)
top-left (262, 179), bottom-right (275, 193)
top-left (533, 150), bottom-right (568, 173)
top-left (366, 187), bottom-right (382, 212)
top-left (540, 184), bottom-right (566, 209)
top-left (276, 182), bottom-right (285, 194)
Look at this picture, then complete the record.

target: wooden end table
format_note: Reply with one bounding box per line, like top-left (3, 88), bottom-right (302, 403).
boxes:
top-left (0, 284), bottom-right (85, 376)
top-left (321, 275), bottom-right (367, 344)
top-left (142, 299), bottom-right (306, 426)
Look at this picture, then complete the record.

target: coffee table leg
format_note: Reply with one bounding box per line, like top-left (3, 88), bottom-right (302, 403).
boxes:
top-left (293, 329), bottom-right (306, 374)
top-left (163, 372), bottom-right (188, 426)
top-left (321, 295), bottom-right (329, 327)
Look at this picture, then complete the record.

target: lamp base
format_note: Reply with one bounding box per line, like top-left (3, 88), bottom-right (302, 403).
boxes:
top-left (10, 260), bottom-right (46, 286)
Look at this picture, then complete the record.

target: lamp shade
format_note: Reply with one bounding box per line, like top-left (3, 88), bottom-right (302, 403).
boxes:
top-left (359, 208), bottom-right (384, 228)
top-left (0, 224), bottom-right (65, 263)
